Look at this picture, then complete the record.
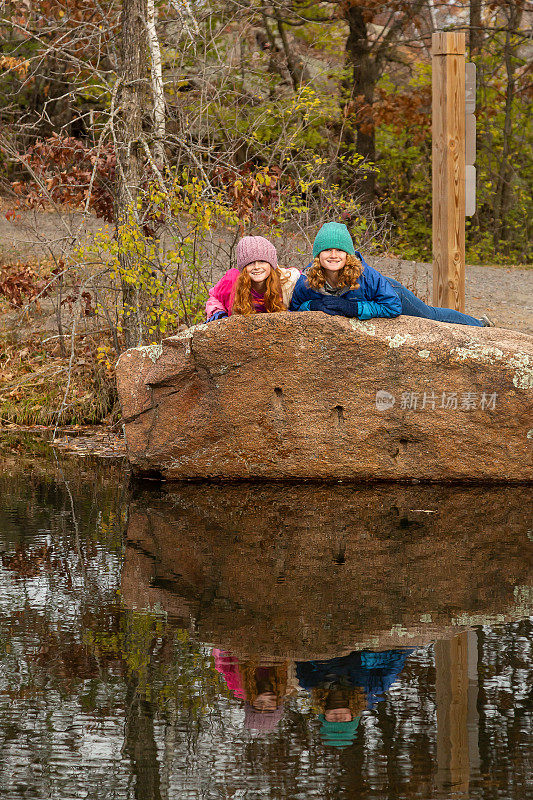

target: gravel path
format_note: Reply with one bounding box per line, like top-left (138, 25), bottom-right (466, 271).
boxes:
top-left (370, 256), bottom-right (533, 335)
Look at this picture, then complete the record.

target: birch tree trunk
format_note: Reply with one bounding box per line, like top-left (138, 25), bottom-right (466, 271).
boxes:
top-left (146, 0), bottom-right (166, 165)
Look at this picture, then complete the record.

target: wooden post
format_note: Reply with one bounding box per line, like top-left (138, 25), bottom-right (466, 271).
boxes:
top-left (432, 31), bottom-right (466, 312)
top-left (467, 629), bottom-right (480, 774)
top-left (435, 632), bottom-right (470, 793)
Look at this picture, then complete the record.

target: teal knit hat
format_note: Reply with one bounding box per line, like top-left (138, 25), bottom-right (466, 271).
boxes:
top-left (312, 222), bottom-right (355, 258)
top-left (318, 714), bottom-right (361, 748)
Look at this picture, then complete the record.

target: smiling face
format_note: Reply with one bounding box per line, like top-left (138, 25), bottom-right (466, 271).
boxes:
top-left (245, 260), bottom-right (272, 286)
top-left (252, 691), bottom-right (278, 712)
top-left (324, 685), bottom-right (354, 722)
top-left (325, 707), bottom-right (352, 722)
top-left (318, 249), bottom-right (347, 273)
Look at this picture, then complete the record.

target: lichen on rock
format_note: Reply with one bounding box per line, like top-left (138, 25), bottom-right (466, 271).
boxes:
top-left (451, 341), bottom-right (505, 364)
top-left (349, 319), bottom-right (376, 336)
top-left (508, 351), bottom-right (533, 389)
top-left (387, 332), bottom-right (413, 348)
top-left (139, 343), bottom-right (163, 363)
top-left (170, 322), bottom-right (209, 341)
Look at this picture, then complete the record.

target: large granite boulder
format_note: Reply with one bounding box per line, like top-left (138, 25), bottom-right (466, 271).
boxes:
top-left (116, 313), bottom-right (533, 481)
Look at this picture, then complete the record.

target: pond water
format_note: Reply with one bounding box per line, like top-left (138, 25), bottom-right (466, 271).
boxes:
top-left (0, 436), bottom-right (531, 800)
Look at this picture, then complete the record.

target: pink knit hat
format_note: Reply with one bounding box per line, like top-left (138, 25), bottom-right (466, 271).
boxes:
top-left (244, 702), bottom-right (285, 731)
top-left (236, 236), bottom-right (278, 271)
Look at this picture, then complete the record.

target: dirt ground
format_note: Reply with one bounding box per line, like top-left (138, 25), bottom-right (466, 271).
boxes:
top-left (1, 205), bottom-right (532, 335)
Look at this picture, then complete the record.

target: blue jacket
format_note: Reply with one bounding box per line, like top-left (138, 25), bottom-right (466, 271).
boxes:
top-left (289, 253), bottom-right (402, 320)
top-left (296, 649), bottom-right (415, 710)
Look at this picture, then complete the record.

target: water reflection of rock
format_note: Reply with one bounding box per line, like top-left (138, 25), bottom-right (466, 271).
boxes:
top-left (122, 483), bottom-right (532, 658)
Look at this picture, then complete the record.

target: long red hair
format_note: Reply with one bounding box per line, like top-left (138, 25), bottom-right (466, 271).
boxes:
top-left (238, 660), bottom-right (290, 706)
top-left (232, 268), bottom-right (286, 316)
top-left (306, 253), bottom-right (363, 291)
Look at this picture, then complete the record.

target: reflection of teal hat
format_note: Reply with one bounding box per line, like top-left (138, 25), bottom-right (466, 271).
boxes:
top-left (312, 222), bottom-right (356, 258)
top-left (318, 714), bottom-right (361, 747)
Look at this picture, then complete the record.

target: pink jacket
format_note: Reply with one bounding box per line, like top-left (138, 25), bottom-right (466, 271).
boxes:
top-left (205, 268), bottom-right (241, 319)
top-left (212, 649), bottom-right (245, 699)
top-left (205, 266), bottom-right (301, 320)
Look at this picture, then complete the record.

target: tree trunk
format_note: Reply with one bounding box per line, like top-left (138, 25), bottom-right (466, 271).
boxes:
top-left (116, 0), bottom-right (148, 350)
top-left (469, 0), bottom-right (483, 56)
top-left (123, 676), bottom-right (162, 800)
top-left (342, 6), bottom-right (378, 206)
top-left (274, 10), bottom-right (310, 91)
top-left (492, 3), bottom-right (522, 249)
top-left (259, 8), bottom-right (289, 90)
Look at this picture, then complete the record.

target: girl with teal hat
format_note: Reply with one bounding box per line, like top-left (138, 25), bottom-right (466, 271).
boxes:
top-left (297, 648), bottom-right (416, 749)
top-left (290, 222), bottom-right (494, 326)
top-left (312, 679), bottom-right (366, 748)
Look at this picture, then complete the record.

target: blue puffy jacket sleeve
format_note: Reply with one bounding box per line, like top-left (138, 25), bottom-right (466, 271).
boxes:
top-left (289, 274), bottom-right (314, 311)
top-left (295, 648), bottom-right (416, 710)
top-left (356, 254), bottom-right (402, 320)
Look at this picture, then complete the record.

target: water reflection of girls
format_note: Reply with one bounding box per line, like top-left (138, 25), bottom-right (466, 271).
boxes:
top-left (296, 649), bottom-right (415, 747)
top-left (213, 649), bottom-right (294, 732)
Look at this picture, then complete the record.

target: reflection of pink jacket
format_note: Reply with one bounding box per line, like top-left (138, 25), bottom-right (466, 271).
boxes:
top-left (212, 648), bottom-right (245, 700)
top-left (205, 267), bottom-right (301, 320)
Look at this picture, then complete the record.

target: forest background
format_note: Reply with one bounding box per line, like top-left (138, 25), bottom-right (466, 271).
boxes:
top-left (0, 0), bottom-right (531, 428)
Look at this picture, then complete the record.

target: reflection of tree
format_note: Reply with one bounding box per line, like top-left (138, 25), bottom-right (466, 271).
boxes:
top-left (123, 672), bottom-right (162, 800)
top-left (477, 620), bottom-right (533, 795)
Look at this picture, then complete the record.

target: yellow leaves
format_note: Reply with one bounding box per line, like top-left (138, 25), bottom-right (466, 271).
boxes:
top-left (0, 56), bottom-right (30, 79)
top-left (255, 169), bottom-right (272, 188)
top-left (298, 176), bottom-right (325, 193)
top-left (97, 341), bottom-right (119, 374)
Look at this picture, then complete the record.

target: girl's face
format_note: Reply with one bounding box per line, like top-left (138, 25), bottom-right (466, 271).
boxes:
top-left (245, 260), bottom-right (272, 285)
top-left (252, 691), bottom-right (278, 712)
top-left (324, 685), bottom-right (352, 722)
top-left (325, 708), bottom-right (352, 722)
top-left (319, 249), bottom-right (347, 272)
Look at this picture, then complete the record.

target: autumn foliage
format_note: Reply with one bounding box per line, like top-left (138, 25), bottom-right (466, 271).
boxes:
top-left (11, 134), bottom-right (115, 221)
top-left (0, 261), bottom-right (50, 308)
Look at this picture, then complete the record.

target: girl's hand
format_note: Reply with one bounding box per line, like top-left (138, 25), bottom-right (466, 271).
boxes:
top-left (309, 297), bottom-right (331, 313)
top-left (207, 310), bottom-right (228, 322)
top-left (310, 296), bottom-right (359, 318)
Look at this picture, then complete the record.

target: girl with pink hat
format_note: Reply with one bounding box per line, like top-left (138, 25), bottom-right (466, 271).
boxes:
top-left (212, 649), bottom-right (294, 733)
top-left (205, 236), bottom-right (300, 321)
